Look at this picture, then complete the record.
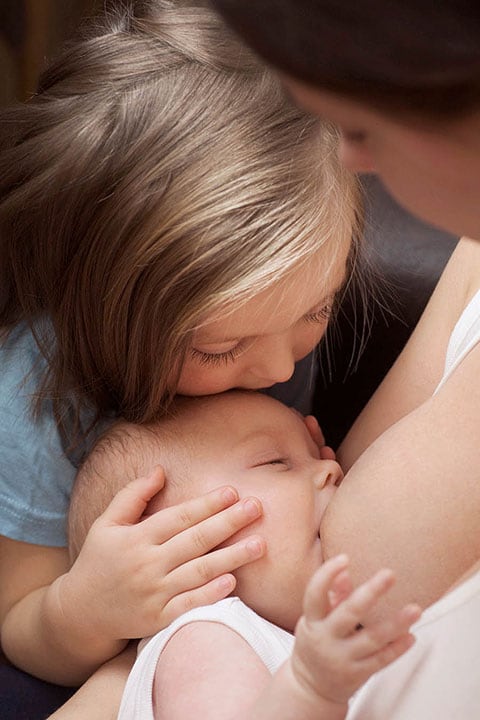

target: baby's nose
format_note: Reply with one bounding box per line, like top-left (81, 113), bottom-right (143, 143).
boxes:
top-left (313, 459), bottom-right (344, 490)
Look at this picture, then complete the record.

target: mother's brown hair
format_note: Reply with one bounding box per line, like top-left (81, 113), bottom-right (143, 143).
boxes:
top-left (0, 0), bottom-right (360, 435)
top-left (212, 0), bottom-right (480, 120)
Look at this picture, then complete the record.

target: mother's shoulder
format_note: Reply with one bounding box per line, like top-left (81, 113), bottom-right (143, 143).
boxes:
top-left (454, 236), bottom-right (480, 304)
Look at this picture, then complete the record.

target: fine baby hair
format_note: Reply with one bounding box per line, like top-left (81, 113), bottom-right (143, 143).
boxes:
top-left (0, 0), bottom-right (360, 431)
top-left (69, 390), bottom-right (260, 559)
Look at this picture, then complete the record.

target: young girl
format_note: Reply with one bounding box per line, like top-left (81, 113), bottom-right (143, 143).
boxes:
top-left (0, 0), bottom-right (360, 705)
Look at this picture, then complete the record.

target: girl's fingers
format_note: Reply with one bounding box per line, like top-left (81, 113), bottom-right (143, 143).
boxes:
top-left (143, 485), bottom-right (253, 544)
top-left (99, 467), bottom-right (167, 526)
top-left (349, 604), bottom-right (422, 660)
top-left (166, 534), bottom-right (266, 596)
top-left (162, 573), bottom-right (238, 625)
top-left (327, 568), bottom-right (396, 637)
top-left (156, 496), bottom-right (263, 566)
top-left (303, 555), bottom-right (350, 620)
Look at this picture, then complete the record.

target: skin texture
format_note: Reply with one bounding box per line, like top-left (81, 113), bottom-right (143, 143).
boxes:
top-left (0, 473), bottom-right (265, 685)
top-left (38, 36), bottom-right (480, 718)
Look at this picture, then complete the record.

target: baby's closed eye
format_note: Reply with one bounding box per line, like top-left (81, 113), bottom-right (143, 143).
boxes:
top-left (251, 456), bottom-right (290, 470)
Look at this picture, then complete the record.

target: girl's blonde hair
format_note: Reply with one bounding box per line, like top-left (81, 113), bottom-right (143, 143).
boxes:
top-left (0, 0), bottom-right (360, 429)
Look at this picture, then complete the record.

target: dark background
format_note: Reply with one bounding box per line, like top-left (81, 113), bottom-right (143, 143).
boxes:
top-left (0, 0), bottom-right (99, 106)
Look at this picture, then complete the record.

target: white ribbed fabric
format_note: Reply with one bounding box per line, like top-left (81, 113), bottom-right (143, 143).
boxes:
top-left (117, 597), bottom-right (294, 720)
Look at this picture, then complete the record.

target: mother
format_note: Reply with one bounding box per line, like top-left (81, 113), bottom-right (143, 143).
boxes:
top-left (212, 1), bottom-right (480, 716)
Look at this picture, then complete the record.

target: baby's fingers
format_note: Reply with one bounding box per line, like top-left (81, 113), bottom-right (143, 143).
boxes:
top-left (304, 415), bottom-right (326, 448)
top-left (303, 555), bottom-right (350, 620)
top-left (350, 603), bottom-right (421, 661)
top-left (355, 630), bottom-right (417, 677)
top-left (327, 568), bottom-right (397, 637)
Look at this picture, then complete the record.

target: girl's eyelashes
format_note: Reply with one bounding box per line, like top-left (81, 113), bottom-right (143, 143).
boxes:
top-left (191, 300), bottom-right (336, 366)
top-left (303, 303), bottom-right (333, 324)
top-left (190, 343), bottom-right (244, 367)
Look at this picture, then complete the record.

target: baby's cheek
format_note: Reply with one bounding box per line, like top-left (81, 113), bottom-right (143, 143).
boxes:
top-left (233, 555), bottom-right (300, 631)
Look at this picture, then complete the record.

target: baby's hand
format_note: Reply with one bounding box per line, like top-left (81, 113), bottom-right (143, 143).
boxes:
top-left (57, 468), bottom-right (265, 643)
top-left (291, 555), bottom-right (421, 708)
top-left (304, 415), bottom-right (336, 460)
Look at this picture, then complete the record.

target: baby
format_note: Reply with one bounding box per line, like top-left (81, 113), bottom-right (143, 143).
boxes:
top-left (69, 391), bottom-right (420, 720)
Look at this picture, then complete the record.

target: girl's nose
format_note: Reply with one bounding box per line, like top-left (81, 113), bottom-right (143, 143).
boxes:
top-left (253, 334), bottom-right (296, 385)
top-left (313, 459), bottom-right (344, 490)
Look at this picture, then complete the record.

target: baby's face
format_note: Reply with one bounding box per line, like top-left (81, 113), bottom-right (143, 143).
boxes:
top-left (151, 392), bottom-right (343, 631)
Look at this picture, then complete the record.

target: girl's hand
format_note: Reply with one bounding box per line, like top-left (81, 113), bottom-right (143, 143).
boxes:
top-left (291, 555), bottom-right (421, 709)
top-left (57, 468), bottom-right (265, 643)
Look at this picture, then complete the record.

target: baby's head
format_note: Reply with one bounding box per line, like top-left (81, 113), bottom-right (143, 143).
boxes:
top-left (70, 391), bottom-right (342, 631)
top-left (0, 1), bottom-right (361, 429)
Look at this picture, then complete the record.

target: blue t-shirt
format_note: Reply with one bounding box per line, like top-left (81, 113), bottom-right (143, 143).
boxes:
top-left (0, 325), bottom-right (77, 547)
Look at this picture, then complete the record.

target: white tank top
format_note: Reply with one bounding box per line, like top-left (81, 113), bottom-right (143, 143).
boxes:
top-left (436, 286), bottom-right (480, 391)
top-left (348, 287), bottom-right (480, 719)
top-left (117, 597), bottom-right (294, 720)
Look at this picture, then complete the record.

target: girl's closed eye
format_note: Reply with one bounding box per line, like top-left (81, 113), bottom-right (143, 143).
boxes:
top-left (190, 341), bottom-right (246, 366)
top-left (303, 303), bottom-right (333, 325)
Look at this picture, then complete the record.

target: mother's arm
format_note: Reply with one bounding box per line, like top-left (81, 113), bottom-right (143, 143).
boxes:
top-left (322, 238), bottom-right (480, 618)
top-left (338, 237), bottom-right (478, 470)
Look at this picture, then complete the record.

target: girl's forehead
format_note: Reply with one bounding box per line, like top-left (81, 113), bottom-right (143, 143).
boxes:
top-left (195, 245), bottom-right (349, 342)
